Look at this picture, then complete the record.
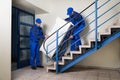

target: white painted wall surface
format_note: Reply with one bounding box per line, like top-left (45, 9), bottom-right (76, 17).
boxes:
top-left (27, 0), bottom-right (120, 44)
top-left (0, 0), bottom-right (11, 80)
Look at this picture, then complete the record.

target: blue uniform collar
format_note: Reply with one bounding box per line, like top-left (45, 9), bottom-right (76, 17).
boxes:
top-left (34, 24), bottom-right (39, 28)
top-left (70, 11), bottom-right (78, 18)
top-left (33, 24), bottom-right (42, 30)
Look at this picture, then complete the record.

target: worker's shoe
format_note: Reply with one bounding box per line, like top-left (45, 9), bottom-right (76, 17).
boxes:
top-left (37, 66), bottom-right (44, 68)
top-left (31, 66), bottom-right (37, 70)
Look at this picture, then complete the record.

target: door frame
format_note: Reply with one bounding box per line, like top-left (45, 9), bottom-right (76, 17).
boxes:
top-left (12, 6), bottom-right (35, 69)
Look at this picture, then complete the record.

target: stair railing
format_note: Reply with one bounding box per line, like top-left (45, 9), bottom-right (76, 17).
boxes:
top-left (47, 0), bottom-right (111, 55)
top-left (44, 0), bottom-right (99, 74)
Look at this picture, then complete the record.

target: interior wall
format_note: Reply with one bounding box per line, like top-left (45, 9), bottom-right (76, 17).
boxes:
top-left (0, 0), bottom-right (11, 80)
top-left (25, 0), bottom-right (53, 13)
top-left (30, 0), bottom-right (120, 43)
top-left (26, 0), bottom-right (120, 68)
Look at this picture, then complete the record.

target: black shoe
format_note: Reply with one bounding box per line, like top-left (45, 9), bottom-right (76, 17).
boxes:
top-left (31, 66), bottom-right (37, 70)
top-left (37, 66), bottom-right (44, 68)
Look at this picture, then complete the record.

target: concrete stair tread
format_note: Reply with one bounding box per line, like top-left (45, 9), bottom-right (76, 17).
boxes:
top-left (54, 61), bottom-right (64, 65)
top-left (58, 61), bottom-right (64, 65)
top-left (111, 26), bottom-right (120, 28)
top-left (70, 51), bottom-right (82, 54)
top-left (47, 65), bottom-right (56, 72)
top-left (47, 65), bottom-right (56, 70)
top-left (62, 56), bottom-right (72, 60)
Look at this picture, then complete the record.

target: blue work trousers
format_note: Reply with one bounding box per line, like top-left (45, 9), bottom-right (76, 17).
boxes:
top-left (30, 40), bottom-right (41, 67)
top-left (70, 24), bottom-right (85, 51)
top-left (70, 34), bottom-right (81, 51)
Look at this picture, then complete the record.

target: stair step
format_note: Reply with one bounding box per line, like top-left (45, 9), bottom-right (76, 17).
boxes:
top-left (54, 61), bottom-right (64, 65)
top-left (81, 48), bottom-right (91, 53)
top-left (101, 35), bottom-right (111, 41)
top-left (70, 51), bottom-right (82, 54)
top-left (91, 41), bottom-right (95, 48)
top-left (73, 54), bottom-right (81, 59)
top-left (59, 61), bottom-right (64, 65)
top-left (111, 26), bottom-right (120, 28)
top-left (80, 45), bottom-right (91, 48)
top-left (47, 65), bottom-right (55, 69)
top-left (111, 28), bottom-right (120, 35)
top-left (64, 59), bottom-right (71, 64)
top-left (91, 41), bottom-right (101, 47)
top-left (47, 65), bottom-right (56, 72)
top-left (62, 56), bottom-right (72, 59)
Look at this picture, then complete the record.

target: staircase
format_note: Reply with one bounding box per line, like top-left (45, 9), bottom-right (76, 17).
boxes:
top-left (43, 0), bottom-right (120, 73)
top-left (47, 25), bottom-right (120, 72)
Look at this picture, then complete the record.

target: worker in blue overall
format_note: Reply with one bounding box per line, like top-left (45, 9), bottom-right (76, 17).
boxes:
top-left (30, 18), bottom-right (48, 69)
top-left (65, 7), bottom-right (85, 51)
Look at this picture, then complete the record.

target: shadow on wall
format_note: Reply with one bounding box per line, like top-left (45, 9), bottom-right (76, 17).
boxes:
top-left (80, 19), bottom-right (90, 45)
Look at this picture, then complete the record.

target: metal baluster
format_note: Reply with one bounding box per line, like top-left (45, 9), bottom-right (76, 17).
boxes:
top-left (56, 30), bottom-right (59, 73)
top-left (95, 0), bottom-right (98, 50)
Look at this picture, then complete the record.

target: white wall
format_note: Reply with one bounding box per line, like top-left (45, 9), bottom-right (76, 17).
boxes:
top-left (27, 0), bottom-right (120, 68)
top-left (26, 0), bottom-right (53, 13)
top-left (0, 0), bottom-right (11, 80)
top-left (28, 0), bottom-right (120, 43)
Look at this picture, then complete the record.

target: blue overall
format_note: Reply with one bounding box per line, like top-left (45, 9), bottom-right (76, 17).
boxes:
top-left (30, 24), bottom-right (45, 67)
top-left (66, 11), bottom-right (85, 51)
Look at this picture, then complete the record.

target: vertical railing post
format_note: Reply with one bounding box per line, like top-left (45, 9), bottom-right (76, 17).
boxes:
top-left (95, 0), bottom-right (98, 50)
top-left (56, 30), bottom-right (59, 74)
top-left (46, 45), bottom-right (48, 62)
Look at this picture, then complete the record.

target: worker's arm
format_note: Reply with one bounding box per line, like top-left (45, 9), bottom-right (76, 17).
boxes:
top-left (31, 27), bottom-right (45, 40)
top-left (38, 27), bottom-right (45, 39)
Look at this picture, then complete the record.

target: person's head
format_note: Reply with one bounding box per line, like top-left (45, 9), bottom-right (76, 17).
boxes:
top-left (67, 7), bottom-right (74, 16)
top-left (36, 18), bottom-right (42, 27)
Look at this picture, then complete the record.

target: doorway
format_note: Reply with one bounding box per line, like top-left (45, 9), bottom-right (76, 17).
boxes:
top-left (12, 7), bottom-right (35, 70)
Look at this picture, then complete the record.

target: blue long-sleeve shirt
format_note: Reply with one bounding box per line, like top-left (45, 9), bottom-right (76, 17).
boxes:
top-left (30, 24), bottom-right (45, 42)
top-left (65, 11), bottom-right (85, 38)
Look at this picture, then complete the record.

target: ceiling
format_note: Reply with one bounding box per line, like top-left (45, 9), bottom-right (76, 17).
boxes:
top-left (12, 0), bottom-right (48, 14)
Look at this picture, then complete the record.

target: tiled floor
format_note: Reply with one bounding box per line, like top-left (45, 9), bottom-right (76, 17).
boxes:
top-left (12, 66), bottom-right (120, 80)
